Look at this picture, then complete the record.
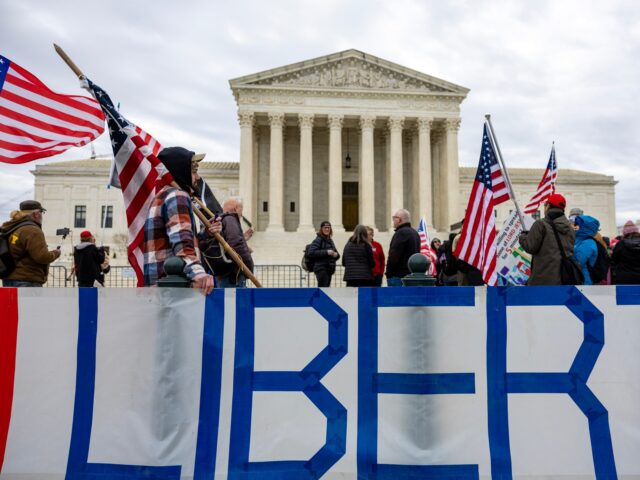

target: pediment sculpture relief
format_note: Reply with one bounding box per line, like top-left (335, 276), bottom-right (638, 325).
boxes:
top-left (250, 59), bottom-right (449, 92)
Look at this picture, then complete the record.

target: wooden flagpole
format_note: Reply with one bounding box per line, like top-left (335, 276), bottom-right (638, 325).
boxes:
top-left (53, 44), bottom-right (261, 288)
top-left (484, 114), bottom-right (527, 228)
top-left (192, 197), bottom-right (262, 288)
top-left (54, 44), bottom-right (85, 79)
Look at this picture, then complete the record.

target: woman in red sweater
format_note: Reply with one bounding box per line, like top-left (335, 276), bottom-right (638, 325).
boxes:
top-left (367, 226), bottom-right (386, 287)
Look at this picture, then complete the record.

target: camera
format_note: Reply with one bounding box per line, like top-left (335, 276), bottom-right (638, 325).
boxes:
top-left (56, 228), bottom-right (71, 239)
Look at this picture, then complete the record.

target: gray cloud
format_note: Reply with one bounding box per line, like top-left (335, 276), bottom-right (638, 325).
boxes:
top-left (1, 0), bottom-right (639, 225)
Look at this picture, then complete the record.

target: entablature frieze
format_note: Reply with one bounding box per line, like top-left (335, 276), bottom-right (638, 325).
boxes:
top-left (234, 88), bottom-right (463, 114)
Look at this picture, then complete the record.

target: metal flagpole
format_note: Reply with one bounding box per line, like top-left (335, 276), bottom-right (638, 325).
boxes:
top-left (484, 114), bottom-right (527, 227)
top-left (100, 204), bottom-right (107, 247)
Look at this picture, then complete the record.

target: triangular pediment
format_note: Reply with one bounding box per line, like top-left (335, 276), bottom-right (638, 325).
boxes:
top-left (230, 49), bottom-right (468, 95)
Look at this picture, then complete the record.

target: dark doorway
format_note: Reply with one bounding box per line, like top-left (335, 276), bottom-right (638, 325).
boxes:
top-left (342, 182), bottom-right (359, 231)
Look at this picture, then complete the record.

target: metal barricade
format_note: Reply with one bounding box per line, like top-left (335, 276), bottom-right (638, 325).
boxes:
top-left (304, 265), bottom-right (346, 288)
top-left (103, 266), bottom-right (138, 288)
top-left (250, 265), bottom-right (305, 288)
top-left (45, 264), bottom-right (350, 288)
top-left (45, 265), bottom-right (71, 287)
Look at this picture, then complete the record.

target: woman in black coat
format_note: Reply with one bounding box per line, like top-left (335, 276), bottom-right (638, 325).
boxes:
top-left (307, 221), bottom-right (340, 287)
top-left (611, 222), bottom-right (640, 284)
top-left (342, 224), bottom-right (375, 287)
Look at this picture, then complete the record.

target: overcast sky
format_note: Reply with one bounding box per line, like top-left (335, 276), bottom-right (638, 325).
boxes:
top-left (2, 0), bottom-right (639, 224)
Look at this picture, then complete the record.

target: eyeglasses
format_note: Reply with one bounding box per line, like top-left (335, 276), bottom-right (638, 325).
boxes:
top-left (392, 215), bottom-right (401, 220)
top-left (322, 225), bottom-right (331, 229)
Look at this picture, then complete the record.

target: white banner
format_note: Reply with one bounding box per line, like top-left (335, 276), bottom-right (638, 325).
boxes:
top-left (496, 211), bottom-right (535, 286)
top-left (1, 286), bottom-right (639, 479)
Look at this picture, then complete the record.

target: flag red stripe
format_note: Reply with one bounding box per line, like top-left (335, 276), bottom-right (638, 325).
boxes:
top-left (118, 147), bottom-right (146, 191)
top-left (0, 122), bottom-right (52, 144)
top-left (125, 180), bottom-right (156, 228)
top-left (0, 136), bottom-right (77, 153)
top-left (456, 182), bottom-right (480, 257)
top-left (1, 89), bottom-right (102, 132)
top-left (0, 59), bottom-right (104, 164)
top-left (0, 105), bottom-right (95, 140)
top-left (5, 69), bottom-right (103, 117)
top-left (127, 232), bottom-right (145, 288)
top-left (0, 147), bottom-right (69, 164)
top-left (0, 288), bottom-right (19, 471)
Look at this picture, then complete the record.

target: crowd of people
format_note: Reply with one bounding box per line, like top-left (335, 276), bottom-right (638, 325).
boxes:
top-left (305, 208), bottom-right (421, 288)
top-left (430, 193), bottom-right (640, 287)
top-left (3, 150), bottom-right (640, 291)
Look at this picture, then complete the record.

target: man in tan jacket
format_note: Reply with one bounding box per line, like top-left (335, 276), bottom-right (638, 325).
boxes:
top-left (1, 200), bottom-right (61, 287)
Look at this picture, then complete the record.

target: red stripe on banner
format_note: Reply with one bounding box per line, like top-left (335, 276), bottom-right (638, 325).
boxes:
top-left (0, 288), bottom-right (19, 471)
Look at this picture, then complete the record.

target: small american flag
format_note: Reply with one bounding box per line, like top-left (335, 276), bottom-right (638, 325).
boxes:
top-left (85, 79), bottom-right (172, 287)
top-left (523, 145), bottom-right (557, 214)
top-left (454, 124), bottom-right (511, 285)
top-left (417, 217), bottom-right (437, 275)
top-left (0, 55), bottom-right (105, 164)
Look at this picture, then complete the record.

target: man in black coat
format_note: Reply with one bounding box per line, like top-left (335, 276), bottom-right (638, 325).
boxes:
top-left (73, 230), bottom-right (106, 287)
top-left (385, 209), bottom-right (420, 286)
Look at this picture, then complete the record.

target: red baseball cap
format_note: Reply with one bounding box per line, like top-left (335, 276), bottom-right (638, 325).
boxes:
top-left (80, 230), bottom-right (93, 239)
top-left (546, 193), bottom-right (566, 209)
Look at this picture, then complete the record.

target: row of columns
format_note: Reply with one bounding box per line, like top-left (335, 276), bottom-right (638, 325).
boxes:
top-left (238, 112), bottom-right (461, 233)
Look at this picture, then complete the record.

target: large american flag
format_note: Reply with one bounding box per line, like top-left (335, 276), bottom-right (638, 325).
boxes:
top-left (454, 124), bottom-right (511, 285)
top-left (417, 217), bottom-right (437, 275)
top-left (523, 145), bottom-right (557, 214)
top-left (85, 79), bottom-right (172, 287)
top-left (0, 55), bottom-right (105, 164)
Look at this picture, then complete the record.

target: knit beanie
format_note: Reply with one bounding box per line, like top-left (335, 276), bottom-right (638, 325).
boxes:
top-left (623, 220), bottom-right (639, 236)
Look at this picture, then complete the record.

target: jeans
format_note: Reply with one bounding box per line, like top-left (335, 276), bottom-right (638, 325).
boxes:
top-left (386, 277), bottom-right (404, 287)
top-left (215, 273), bottom-right (247, 288)
top-left (2, 280), bottom-right (43, 287)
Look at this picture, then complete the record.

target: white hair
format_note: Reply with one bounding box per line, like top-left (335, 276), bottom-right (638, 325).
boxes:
top-left (395, 209), bottom-right (411, 223)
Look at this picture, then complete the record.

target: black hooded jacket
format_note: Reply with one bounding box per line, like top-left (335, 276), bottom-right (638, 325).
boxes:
top-left (158, 146), bottom-right (195, 193)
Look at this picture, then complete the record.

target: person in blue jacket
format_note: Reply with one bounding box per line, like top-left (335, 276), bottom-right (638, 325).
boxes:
top-left (573, 215), bottom-right (600, 285)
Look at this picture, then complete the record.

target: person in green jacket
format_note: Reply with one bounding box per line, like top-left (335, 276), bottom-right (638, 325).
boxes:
top-left (519, 193), bottom-right (575, 286)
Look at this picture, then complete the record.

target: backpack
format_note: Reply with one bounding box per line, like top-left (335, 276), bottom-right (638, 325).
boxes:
top-left (587, 237), bottom-right (610, 284)
top-left (301, 243), bottom-right (315, 272)
top-left (0, 221), bottom-right (38, 279)
top-left (546, 219), bottom-right (584, 286)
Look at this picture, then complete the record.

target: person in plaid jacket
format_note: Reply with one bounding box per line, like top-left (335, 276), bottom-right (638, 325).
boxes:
top-left (143, 146), bottom-right (218, 294)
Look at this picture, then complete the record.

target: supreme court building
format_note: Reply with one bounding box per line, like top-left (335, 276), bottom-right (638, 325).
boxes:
top-left (32, 50), bottom-right (617, 266)
top-left (231, 49), bottom-right (467, 234)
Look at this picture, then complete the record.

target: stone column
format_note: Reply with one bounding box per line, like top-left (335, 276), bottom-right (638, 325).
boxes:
top-left (384, 128), bottom-right (391, 230)
top-left (252, 127), bottom-right (260, 226)
top-left (266, 112), bottom-right (285, 232)
top-left (444, 118), bottom-right (461, 230)
top-left (417, 117), bottom-right (434, 228)
top-left (238, 112), bottom-right (255, 223)
top-left (388, 116), bottom-right (405, 217)
top-left (359, 115), bottom-right (376, 229)
top-left (328, 114), bottom-right (345, 232)
top-left (297, 113), bottom-right (315, 232)
top-left (410, 128), bottom-right (419, 221)
top-left (431, 130), bottom-right (442, 231)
